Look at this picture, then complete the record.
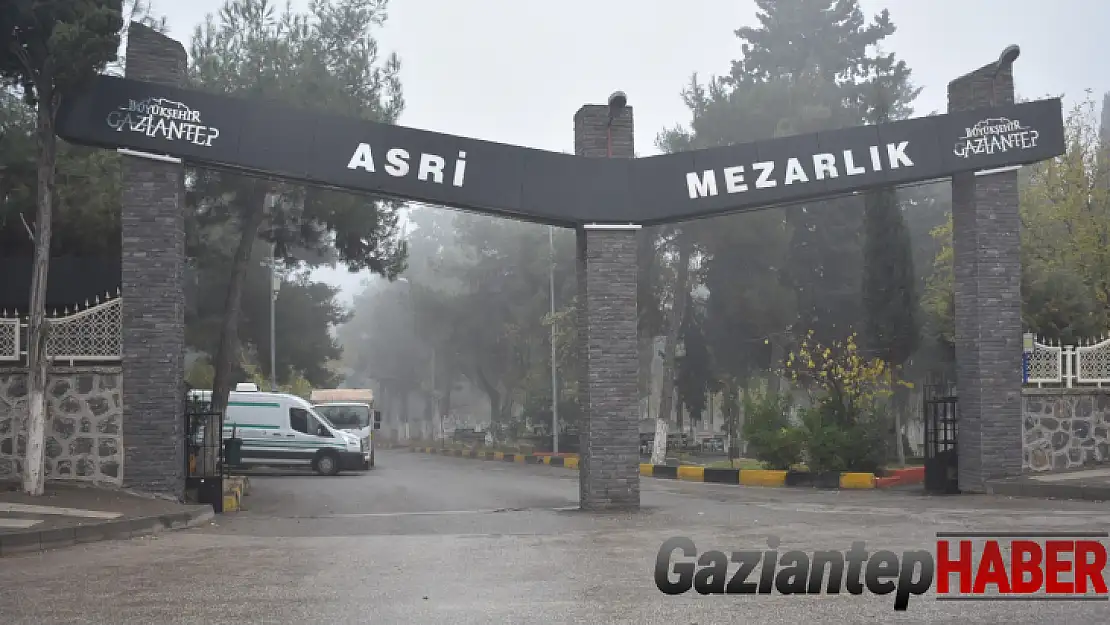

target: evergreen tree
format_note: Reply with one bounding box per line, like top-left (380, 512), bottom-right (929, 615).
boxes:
top-left (862, 186), bottom-right (918, 364)
top-left (728, 0), bottom-right (919, 347)
top-left (2, 0), bottom-right (124, 495)
top-left (862, 78), bottom-right (920, 369)
top-left (675, 293), bottom-right (715, 427)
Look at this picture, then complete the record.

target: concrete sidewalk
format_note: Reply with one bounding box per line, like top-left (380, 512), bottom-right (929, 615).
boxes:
top-left (986, 466), bottom-right (1110, 501)
top-left (0, 481), bottom-right (214, 557)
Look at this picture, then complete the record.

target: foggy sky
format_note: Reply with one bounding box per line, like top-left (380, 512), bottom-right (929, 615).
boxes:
top-left (155, 0), bottom-right (1110, 303)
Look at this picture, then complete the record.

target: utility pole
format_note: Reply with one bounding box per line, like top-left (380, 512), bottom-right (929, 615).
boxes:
top-left (269, 240), bottom-right (278, 392)
top-left (264, 193), bottom-right (279, 392)
top-left (548, 226), bottom-right (559, 454)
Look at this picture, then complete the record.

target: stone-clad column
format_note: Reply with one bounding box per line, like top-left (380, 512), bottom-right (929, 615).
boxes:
top-left (120, 23), bottom-right (187, 497)
top-left (574, 105), bottom-right (640, 510)
top-left (948, 63), bottom-right (1023, 492)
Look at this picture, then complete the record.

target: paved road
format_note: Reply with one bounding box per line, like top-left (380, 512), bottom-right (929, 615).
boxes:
top-left (3, 450), bottom-right (1110, 624)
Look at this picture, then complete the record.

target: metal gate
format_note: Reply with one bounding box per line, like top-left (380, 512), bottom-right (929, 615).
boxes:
top-left (184, 382), bottom-right (225, 512)
top-left (923, 383), bottom-right (959, 494)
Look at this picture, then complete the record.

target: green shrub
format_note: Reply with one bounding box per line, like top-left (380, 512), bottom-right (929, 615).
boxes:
top-left (742, 390), bottom-right (805, 470)
top-left (799, 397), bottom-right (889, 474)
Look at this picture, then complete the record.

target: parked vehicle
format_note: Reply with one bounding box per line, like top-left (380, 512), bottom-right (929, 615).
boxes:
top-left (312, 401), bottom-right (382, 469)
top-left (189, 383), bottom-right (365, 476)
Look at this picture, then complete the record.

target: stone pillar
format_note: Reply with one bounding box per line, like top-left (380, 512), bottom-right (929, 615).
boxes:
top-left (948, 63), bottom-right (1023, 492)
top-left (574, 104), bottom-right (640, 510)
top-left (120, 23), bottom-right (187, 497)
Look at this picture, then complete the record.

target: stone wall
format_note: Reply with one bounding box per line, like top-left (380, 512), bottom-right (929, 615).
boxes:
top-left (1023, 388), bottom-right (1110, 472)
top-left (0, 367), bottom-right (123, 484)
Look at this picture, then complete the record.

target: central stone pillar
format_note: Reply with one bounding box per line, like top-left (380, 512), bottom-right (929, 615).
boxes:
top-left (948, 62), bottom-right (1024, 492)
top-left (574, 105), bottom-right (641, 510)
top-left (120, 23), bottom-right (188, 497)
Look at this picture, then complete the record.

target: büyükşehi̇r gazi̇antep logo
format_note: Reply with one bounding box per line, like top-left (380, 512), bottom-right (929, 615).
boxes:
top-left (953, 117), bottom-right (1039, 158)
top-left (106, 97), bottom-right (220, 147)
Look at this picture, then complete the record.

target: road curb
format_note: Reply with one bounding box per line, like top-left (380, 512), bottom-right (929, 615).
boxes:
top-left (984, 478), bottom-right (1110, 502)
top-left (409, 447), bottom-right (922, 490)
top-left (0, 504), bottom-right (215, 558)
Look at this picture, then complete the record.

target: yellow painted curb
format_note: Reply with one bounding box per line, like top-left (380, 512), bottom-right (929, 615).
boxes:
top-left (493, 451), bottom-right (505, 460)
top-left (222, 493), bottom-right (240, 512)
top-left (639, 464), bottom-right (654, 476)
top-left (677, 465), bottom-right (705, 482)
top-left (739, 469), bottom-right (787, 487)
top-left (514, 455), bottom-right (525, 463)
top-left (541, 456), bottom-right (552, 465)
top-left (563, 456), bottom-right (579, 470)
top-left (839, 473), bottom-right (877, 489)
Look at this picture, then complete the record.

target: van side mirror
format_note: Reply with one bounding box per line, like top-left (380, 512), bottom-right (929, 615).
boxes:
top-left (373, 410), bottom-right (382, 430)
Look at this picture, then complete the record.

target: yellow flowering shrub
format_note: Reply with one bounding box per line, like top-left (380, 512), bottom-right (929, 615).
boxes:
top-left (780, 330), bottom-right (908, 473)
top-left (784, 330), bottom-right (907, 418)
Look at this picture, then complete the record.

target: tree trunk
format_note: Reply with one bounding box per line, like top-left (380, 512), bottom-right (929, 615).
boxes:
top-left (208, 190), bottom-right (267, 473)
top-left (23, 86), bottom-right (59, 496)
top-left (654, 232), bottom-right (692, 464)
top-left (439, 379), bottom-right (453, 443)
top-left (400, 390), bottom-right (411, 440)
top-left (893, 380), bottom-right (907, 466)
top-left (768, 340), bottom-right (785, 395)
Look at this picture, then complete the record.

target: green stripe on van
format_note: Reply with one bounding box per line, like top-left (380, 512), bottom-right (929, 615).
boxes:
top-left (225, 423), bottom-right (280, 429)
top-left (240, 440), bottom-right (348, 450)
top-left (228, 401), bottom-right (282, 408)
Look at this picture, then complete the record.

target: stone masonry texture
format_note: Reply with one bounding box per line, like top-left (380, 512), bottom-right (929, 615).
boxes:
top-left (1022, 389), bottom-right (1110, 472)
top-left (574, 104), bottom-right (640, 510)
top-left (948, 63), bottom-right (1023, 492)
top-left (120, 23), bottom-right (187, 497)
top-left (0, 367), bottom-right (123, 484)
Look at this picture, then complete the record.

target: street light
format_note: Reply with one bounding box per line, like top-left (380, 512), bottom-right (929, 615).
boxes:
top-left (548, 226), bottom-right (559, 454)
top-left (263, 193), bottom-right (280, 392)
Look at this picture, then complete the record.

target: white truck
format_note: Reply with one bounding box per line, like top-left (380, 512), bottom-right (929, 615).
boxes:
top-left (310, 389), bottom-right (381, 469)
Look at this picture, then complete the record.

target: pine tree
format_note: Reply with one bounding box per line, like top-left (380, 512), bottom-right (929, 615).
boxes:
top-left (728, 0), bottom-right (919, 347)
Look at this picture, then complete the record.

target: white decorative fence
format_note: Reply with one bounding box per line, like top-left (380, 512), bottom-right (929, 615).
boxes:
top-left (1027, 336), bottom-right (1110, 387)
top-left (0, 294), bottom-right (122, 364)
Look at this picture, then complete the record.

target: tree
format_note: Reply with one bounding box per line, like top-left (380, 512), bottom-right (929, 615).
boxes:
top-left (862, 186), bottom-right (917, 463)
top-left (653, 101), bottom-right (701, 450)
top-left (1, 1), bottom-right (166, 260)
top-left (860, 77), bottom-right (920, 464)
top-left (2, 0), bottom-right (124, 495)
top-left (924, 93), bottom-right (1110, 348)
top-left (187, 0), bottom-right (406, 427)
top-left (725, 0), bottom-right (919, 348)
top-left (185, 233), bottom-right (351, 389)
top-left (675, 292), bottom-right (716, 427)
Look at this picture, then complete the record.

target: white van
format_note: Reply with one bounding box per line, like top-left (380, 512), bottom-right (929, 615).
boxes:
top-left (312, 402), bottom-right (382, 469)
top-left (189, 383), bottom-right (366, 476)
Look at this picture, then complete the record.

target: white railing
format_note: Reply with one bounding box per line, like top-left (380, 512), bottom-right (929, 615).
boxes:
top-left (0, 294), bottom-right (122, 364)
top-left (1027, 336), bottom-right (1110, 387)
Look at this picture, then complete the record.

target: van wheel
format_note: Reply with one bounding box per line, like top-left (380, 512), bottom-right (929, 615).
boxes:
top-left (315, 451), bottom-right (341, 476)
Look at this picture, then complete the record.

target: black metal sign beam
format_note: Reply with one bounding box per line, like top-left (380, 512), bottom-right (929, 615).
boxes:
top-left (56, 75), bottom-right (1066, 226)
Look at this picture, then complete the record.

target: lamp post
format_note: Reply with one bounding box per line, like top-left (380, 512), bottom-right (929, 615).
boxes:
top-left (548, 226), bottom-right (559, 453)
top-left (264, 193), bottom-right (280, 391)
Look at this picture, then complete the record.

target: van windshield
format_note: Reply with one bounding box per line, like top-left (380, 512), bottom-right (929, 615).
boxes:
top-left (314, 404), bottom-right (370, 429)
